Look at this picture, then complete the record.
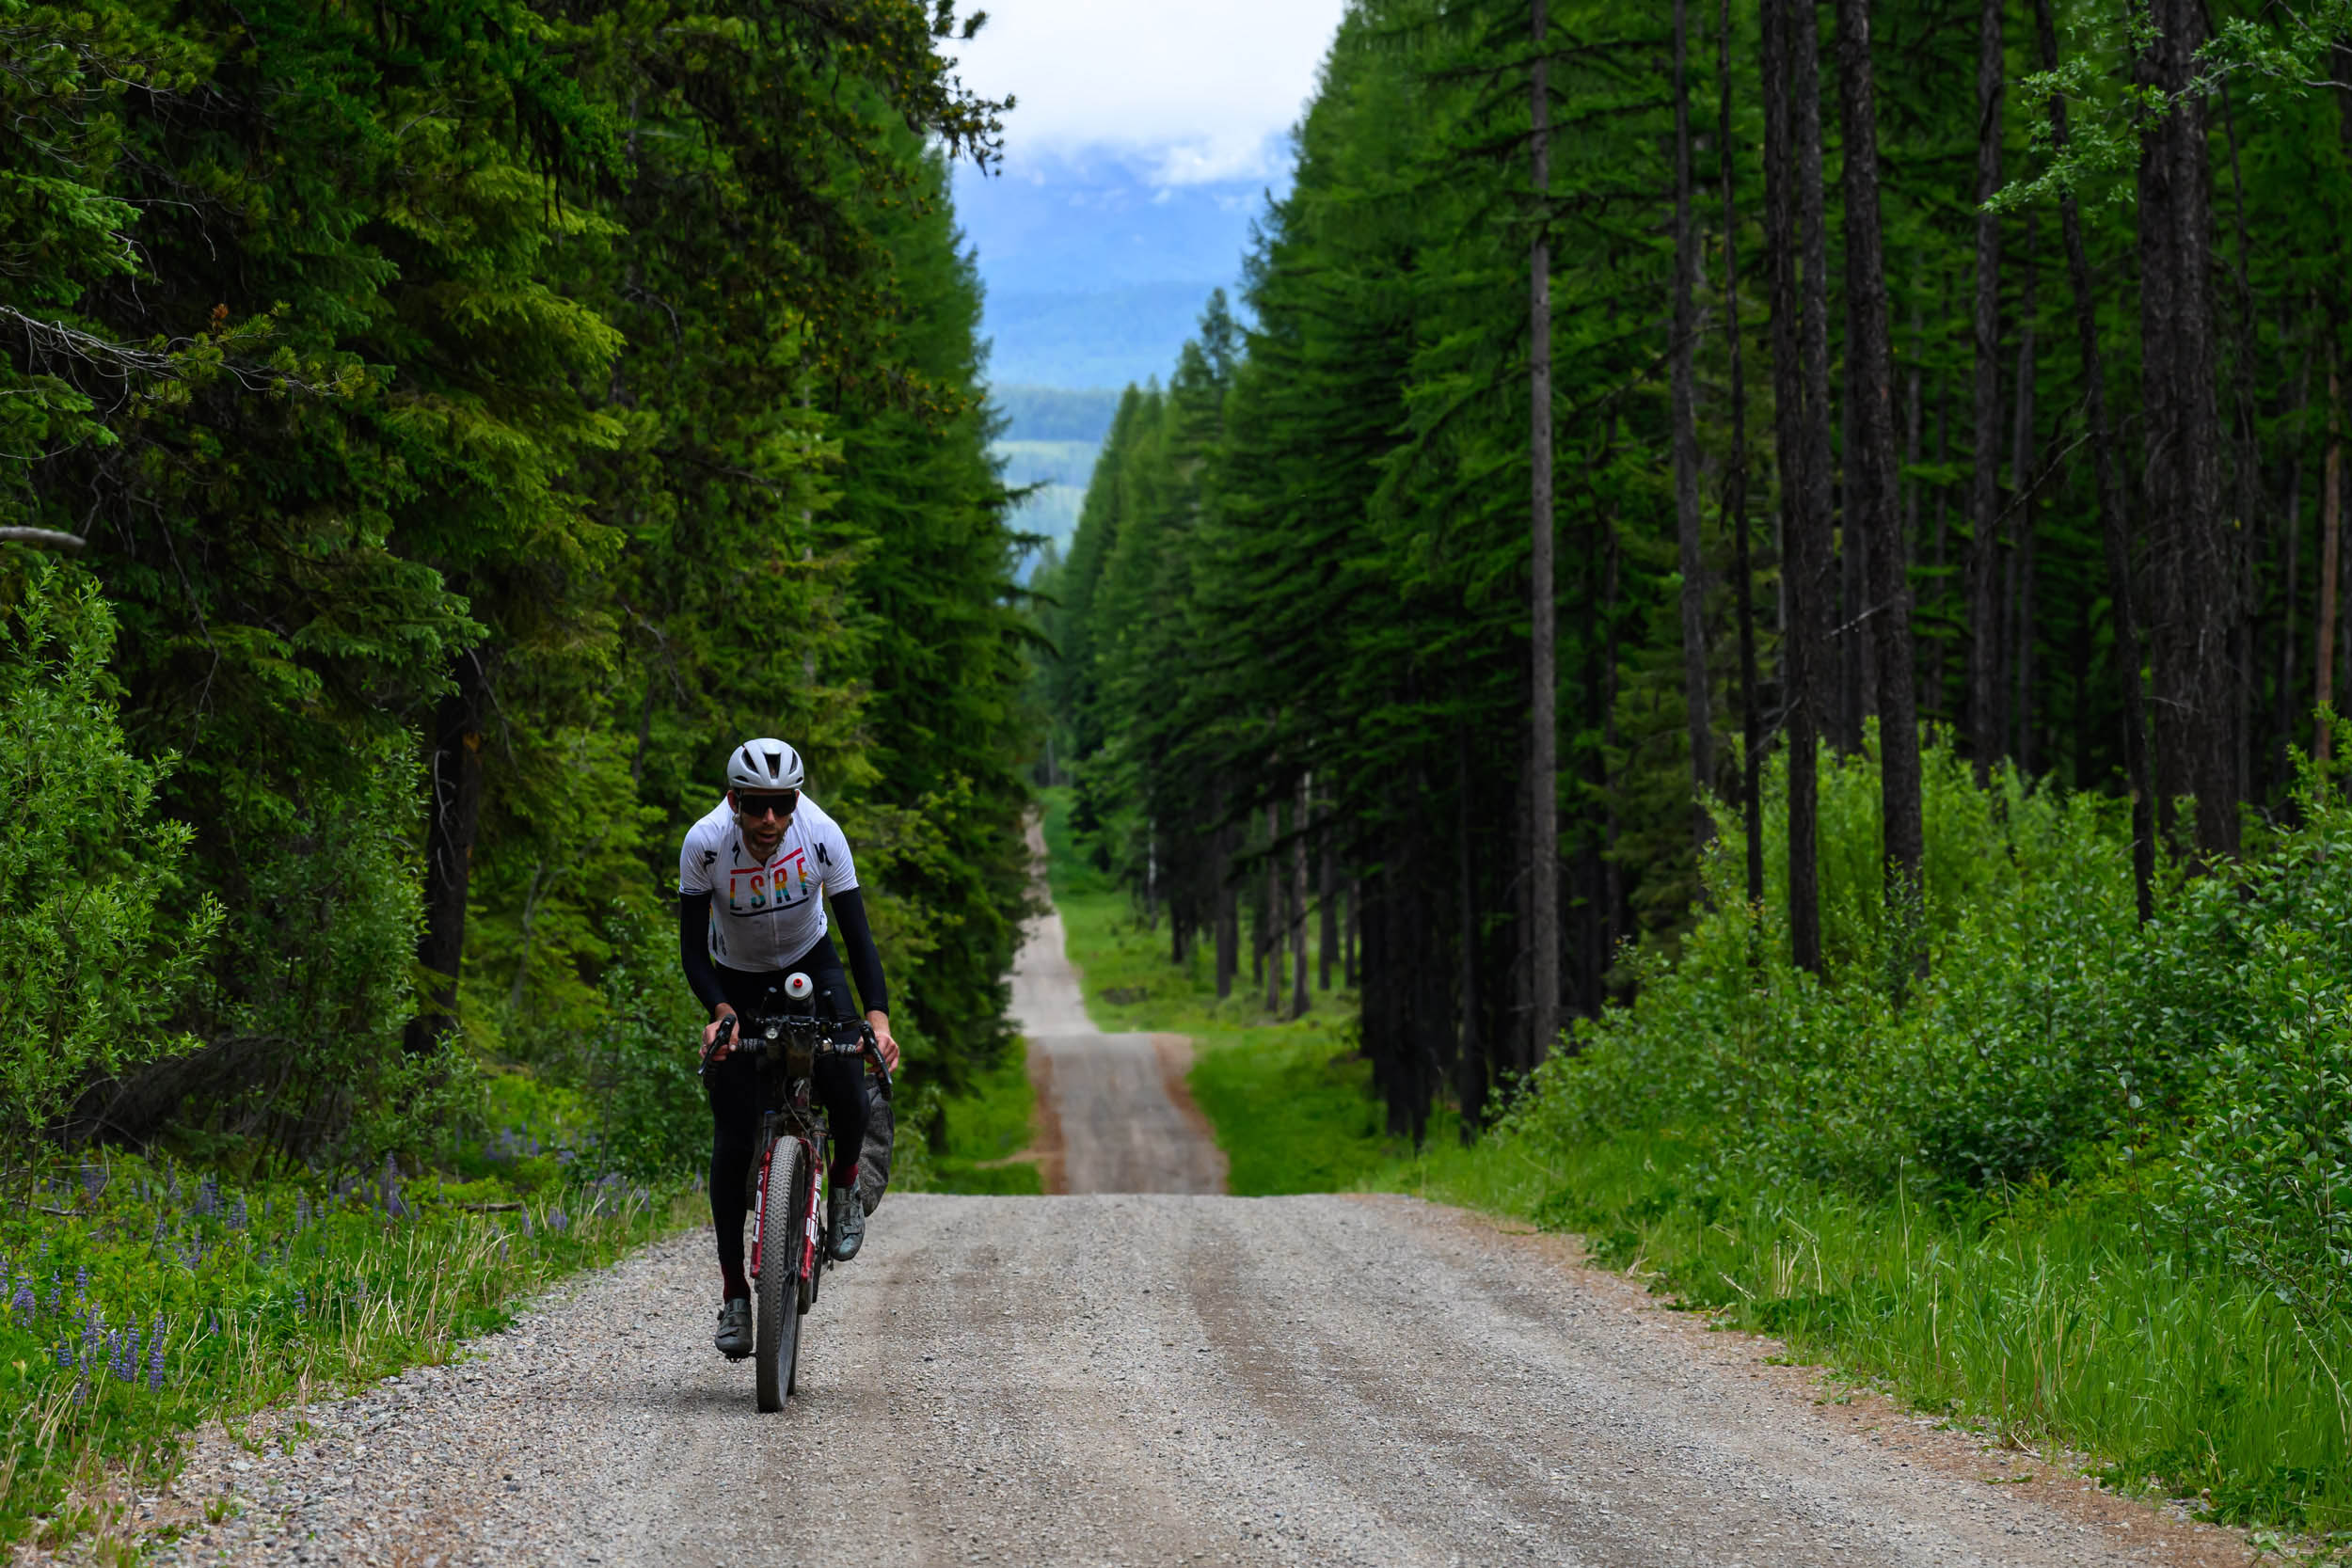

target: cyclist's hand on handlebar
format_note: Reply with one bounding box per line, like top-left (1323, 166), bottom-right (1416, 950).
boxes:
top-left (866, 1010), bottom-right (899, 1074)
top-left (703, 1005), bottom-right (739, 1061)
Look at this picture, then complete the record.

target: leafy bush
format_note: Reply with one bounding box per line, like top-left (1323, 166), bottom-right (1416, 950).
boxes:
top-left (1516, 725), bottom-right (2352, 1234)
top-left (0, 562), bottom-right (221, 1148)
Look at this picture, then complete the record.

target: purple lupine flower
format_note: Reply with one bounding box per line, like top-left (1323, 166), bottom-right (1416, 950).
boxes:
top-left (112, 1328), bottom-right (136, 1383)
top-left (295, 1193), bottom-right (310, 1227)
top-left (294, 1289), bottom-right (307, 1316)
top-left (520, 1210), bottom-right (533, 1238)
top-left (548, 1209), bottom-right (568, 1233)
top-left (74, 1264), bottom-right (88, 1295)
top-left (81, 1164), bottom-right (104, 1205)
top-left (199, 1174), bottom-right (219, 1216)
top-left (229, 1195), bottom-right (247, 1232)
top-left (10, 1283), bottom-right (32, 1321)
top-left (148, 1321), bottom-right (167, 1389)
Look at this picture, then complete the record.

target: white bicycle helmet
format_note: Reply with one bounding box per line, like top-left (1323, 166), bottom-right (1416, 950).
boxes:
top-left (726, 737), bottom-right (804, 792)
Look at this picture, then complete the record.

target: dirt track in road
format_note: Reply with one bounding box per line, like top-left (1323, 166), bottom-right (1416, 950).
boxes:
top-left (102, 870), bottom-right (2257, 1566)
top-left (1009, 889), bottom-right (1225, 1196)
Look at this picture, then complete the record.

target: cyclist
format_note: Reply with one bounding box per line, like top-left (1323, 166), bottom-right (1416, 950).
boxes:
top-left (679, 737), bottom-right (901, 1359)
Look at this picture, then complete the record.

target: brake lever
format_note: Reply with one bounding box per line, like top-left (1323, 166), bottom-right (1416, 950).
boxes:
top-left (698, 1013), bottom-right (738, 1077)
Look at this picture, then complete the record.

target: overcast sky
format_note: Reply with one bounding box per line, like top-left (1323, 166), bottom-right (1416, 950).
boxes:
top-left (950, 0), bottom-right (1350, 186)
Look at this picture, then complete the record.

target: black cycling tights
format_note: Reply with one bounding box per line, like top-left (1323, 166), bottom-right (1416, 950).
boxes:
top-left (707, 958), bottom-right (868, 1299)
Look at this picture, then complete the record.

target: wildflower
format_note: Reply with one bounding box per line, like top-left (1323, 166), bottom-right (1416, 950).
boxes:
top-left (74, 1263), bottom-right (88, 1295)
top-left (148, 1321), bottom-right (166, 1390)
top-left (295, 1193), bottom-right (311, 1227)
top-left (112, 1327), bottom-right (137, 1383)
top-left (199, 1174), bottom-right (220, 1216)
top-left (81, 1164), bottom-right (104, 1206)
top-left (549, 1209), bottom-right (569, 1233)
top-left (294, 1289), bottom-right (308, 1316)
top-left (520, 1211), bottom-right (533, 1238)
top-left (10, 1282), bottom-right (32, 1321)
top-left (230, 1195), bottom-right (248, 1232)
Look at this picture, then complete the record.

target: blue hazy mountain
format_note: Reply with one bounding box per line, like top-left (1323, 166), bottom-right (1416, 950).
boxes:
top-left (961, 148), bottom-right (1281, 574)
top-left (958, 150), bottom-right (1272, 390)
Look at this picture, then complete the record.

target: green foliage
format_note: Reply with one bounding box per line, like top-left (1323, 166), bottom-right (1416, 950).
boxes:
top-left (0, 0), bottom-right (1029, 1169)
top-left (0, 563), bottom-right (219, 1148)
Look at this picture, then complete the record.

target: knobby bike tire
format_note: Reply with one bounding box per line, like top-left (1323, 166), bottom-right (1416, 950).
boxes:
top-left (754, 1136), bottom-right (805, 1412)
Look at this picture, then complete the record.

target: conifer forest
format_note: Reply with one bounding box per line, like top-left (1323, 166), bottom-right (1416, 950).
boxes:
top-left (0, 0), bottom-right (1032, 1165)
top-left (1044, 0), bottom-right (2352, 1152)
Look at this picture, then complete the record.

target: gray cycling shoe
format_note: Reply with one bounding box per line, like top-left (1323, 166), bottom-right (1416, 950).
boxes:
top-left (830, 1185), bottom-right (866, 1261)
top-left (713, 1296), bottom-right (752, 1358)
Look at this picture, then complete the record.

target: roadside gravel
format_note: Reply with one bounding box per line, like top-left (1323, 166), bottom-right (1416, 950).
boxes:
top-left (72, 1191), bottom-right (2251, 1567)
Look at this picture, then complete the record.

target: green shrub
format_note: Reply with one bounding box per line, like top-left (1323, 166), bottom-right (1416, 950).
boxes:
top-left (0, 562), bottom-right (221, 1149)
top-left (1518, 724), bottom-right (2352, 1228)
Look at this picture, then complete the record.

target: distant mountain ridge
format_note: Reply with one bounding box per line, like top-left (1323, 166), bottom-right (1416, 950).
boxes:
top-left (993, 386), bottom-right (1124, 444)
top-left (982, 284), bottom-right (1222, 390)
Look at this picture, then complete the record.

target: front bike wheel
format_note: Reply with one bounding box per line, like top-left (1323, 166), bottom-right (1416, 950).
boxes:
top-left (754, 1137), bottom-right (806, 1413)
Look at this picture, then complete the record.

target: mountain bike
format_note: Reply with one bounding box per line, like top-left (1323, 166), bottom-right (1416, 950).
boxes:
top-left (705, 971), bottom-right (891, 1412)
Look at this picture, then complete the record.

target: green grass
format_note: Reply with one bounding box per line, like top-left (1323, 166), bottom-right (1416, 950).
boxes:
top-left (0, 1150), bottom-right (686, 1555)
top-left (1039, 785), bottom-right (2352, 1546)
top-left (927, 1045), bottom-right (1045, 1196)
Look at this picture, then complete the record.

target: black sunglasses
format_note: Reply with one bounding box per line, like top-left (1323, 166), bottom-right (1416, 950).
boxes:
top-left (737, 791), bottom-right (799, 820)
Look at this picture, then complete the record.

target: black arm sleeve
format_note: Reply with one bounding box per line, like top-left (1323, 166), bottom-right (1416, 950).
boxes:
top-left (678, 892), bottom-right (728, 1013)
top-left (828, 887), bottom-right (890, 1017)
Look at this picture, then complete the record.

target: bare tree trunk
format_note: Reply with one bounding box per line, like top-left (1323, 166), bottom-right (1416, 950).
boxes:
top-left (2010, 210), bottom-right (2039, 771)
top-left (1215, 801), bottom-right (1238, 1002)
top-left (2038, 0), bottom-right (2153, 918)
top-left (1455, 736), bottom-right (1485, 1135)
top-left (1835, 0), bottom-right (1925, 926)
top-left (1264, 803), bottom-right (1282, 1014)
top-left (1529, 0), bottom-right (1562, 1057)
top-left (2321, 345), bottom-right (2344, 763)
top-left (2280, 341), bottom-right (2310, 771)
top-left (1761, 0), bottom-right (1823, 970)
top-left (1720, 0), bottom-right (1763, 905)
top-left (1793, 0), bottom-right (1836, 967)
top-left (1318, 837), bottom-right (1338, 991)
top-left (1344, 876), bottom-right (1359, 990)
top-left (2136, 0), bottom-right (2233, 858)
top-left (1967, 0), bottom-right (2005, 780)
top-left (409, 650), bottom-right (488, 1056)
top-left (1672, 0), bottom-right (1713, 845)
top-left (1292, 776), bottom-right (1311, 1018)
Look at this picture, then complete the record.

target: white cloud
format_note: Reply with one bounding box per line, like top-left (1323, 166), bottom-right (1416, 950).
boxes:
top-left (950, 0), bottom-right (1348, 185)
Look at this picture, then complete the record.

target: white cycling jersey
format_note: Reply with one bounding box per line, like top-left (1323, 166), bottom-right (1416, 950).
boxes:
top-left (677, 794), bottom-right (860, 973)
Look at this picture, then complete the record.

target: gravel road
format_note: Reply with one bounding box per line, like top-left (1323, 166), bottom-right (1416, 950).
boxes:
top-left (92, 877), bottom-right (2253, 1566)
top-left (130, 1194), bottom-right (2248, 1567)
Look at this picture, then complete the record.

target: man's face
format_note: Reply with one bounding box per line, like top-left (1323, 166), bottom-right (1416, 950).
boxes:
top-left (731, 788), bottom-right (798, 855)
